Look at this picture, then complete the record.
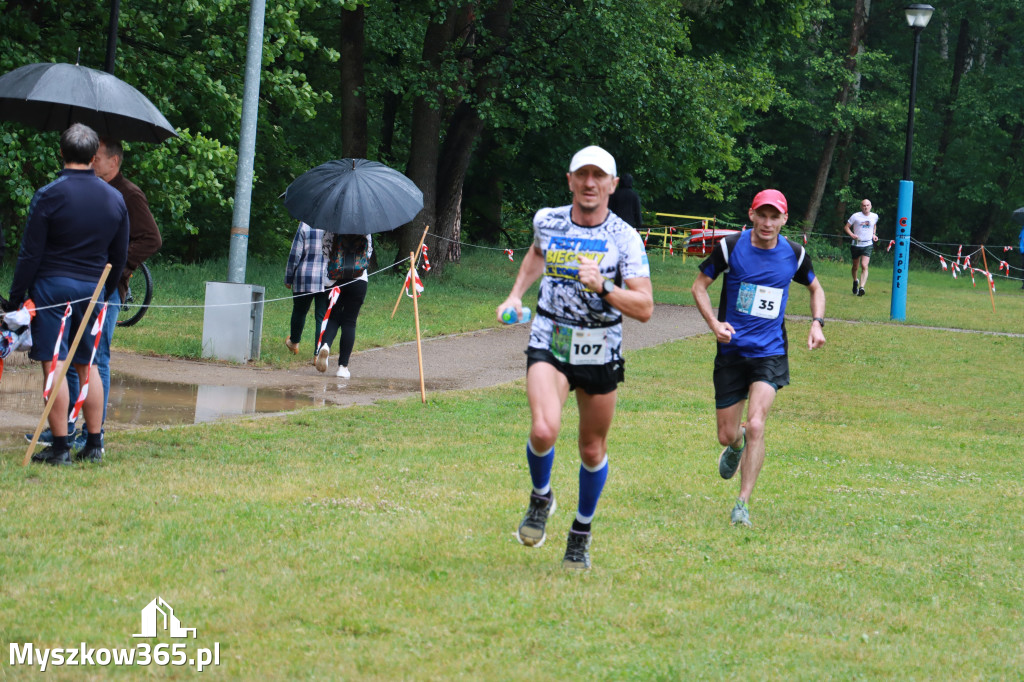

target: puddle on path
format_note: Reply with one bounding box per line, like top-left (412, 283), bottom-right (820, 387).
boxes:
top-left (1, 365), bottom-right (316, 442)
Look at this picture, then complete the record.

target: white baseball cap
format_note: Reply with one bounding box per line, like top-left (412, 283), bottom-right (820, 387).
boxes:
top-left (569, 145), bottom-right (617, 177)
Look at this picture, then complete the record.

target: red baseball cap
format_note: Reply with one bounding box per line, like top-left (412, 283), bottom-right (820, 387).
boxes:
top-left (750, 189), bottom-right (788, 213)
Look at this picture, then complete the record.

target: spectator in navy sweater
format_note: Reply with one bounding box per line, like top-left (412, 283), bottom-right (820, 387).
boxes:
top-left (6, 123), bottom-right (129, 465)
top-left (55, 137), bottom-right (163, 450)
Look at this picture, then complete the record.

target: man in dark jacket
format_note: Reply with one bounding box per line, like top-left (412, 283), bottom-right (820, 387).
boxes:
top-left (607, 172), bottom-right (643, 230)
top-left (60, 138), bottom-right (162, 446)
top-left (6, 123), bottom-right (129, 465)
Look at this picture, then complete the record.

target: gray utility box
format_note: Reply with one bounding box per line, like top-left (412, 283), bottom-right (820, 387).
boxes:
top-left (201, 282), bottom-right (265, 363)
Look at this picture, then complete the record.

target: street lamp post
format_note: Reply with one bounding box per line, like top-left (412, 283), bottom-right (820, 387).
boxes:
top-left (891, 3), bottom-right (934, 321)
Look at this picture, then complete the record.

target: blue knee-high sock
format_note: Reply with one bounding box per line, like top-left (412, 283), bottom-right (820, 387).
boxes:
top-left (526, 441), bottom-right (554, 496)
top-left (576, 454), bottom-right (609, 524)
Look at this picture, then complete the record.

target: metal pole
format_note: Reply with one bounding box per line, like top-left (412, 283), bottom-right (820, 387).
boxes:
top-left (902, 29), bottom-right (923, 181)
top-left (103, 0), bottom-right (121, 74)
top-left (226, 0), bottom-right (267, 283)
top-left (891, 28), bottom-right (924, 321)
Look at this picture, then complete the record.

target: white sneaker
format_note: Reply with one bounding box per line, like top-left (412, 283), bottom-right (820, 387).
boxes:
top-left (315, 344), bottom-right (330, 373)
top-left (336, 365), bottom-right (350, 378)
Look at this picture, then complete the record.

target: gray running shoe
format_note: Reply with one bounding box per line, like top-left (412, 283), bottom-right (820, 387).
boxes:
top-left (730, 499), bottom-right (752, 527)
top-left (562, 530), bottom-right (592, 570)
top-left (516, 492), bottom-right (556, 547)
top-left (315, 343), bottom-right (330, 373)
top-left (718, 427), bottom-right (745, 480)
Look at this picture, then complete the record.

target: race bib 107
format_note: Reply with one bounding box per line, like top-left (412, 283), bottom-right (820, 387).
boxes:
top-left (549, 324), bottom-right (606, 365)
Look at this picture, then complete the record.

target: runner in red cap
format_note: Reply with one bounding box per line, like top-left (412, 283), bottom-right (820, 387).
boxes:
top-left (750, 189), bottom-right (788, 213)
top-left (691, 188), bottom-right (826, 527)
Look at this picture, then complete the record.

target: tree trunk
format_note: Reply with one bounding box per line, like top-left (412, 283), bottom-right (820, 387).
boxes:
top-left (801, 0), bottom-right (869, 232)
top-left (932, 18), bottom-right (971, 171)
top-left (428, 0), bottom-right (515, 275)
top-left (803, 132), bottom-right (841, 236)
top-left (431, 102), bottom-right (485, 273)
top-left (340, 5), bottom-right (367, 158)
top-left (464, 129), bottom-right (504, 244)
top-left (973, 121), bottom-right (1024, 246)
top-left (832, 129), bottom-right (854, 235)
top-left (377, 0), bottom-right (403, 165)
top-left (378, 53), bottom-right (400, 165)
top-left (398, 8), bottom-right (462, 266)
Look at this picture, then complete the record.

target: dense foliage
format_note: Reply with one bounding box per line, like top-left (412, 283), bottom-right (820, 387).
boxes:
top-left (2, 0), bottom-right (1021, 268)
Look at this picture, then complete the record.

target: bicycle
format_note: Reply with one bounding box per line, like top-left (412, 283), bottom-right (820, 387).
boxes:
top-left (116, 262), bottom-right (153, 328)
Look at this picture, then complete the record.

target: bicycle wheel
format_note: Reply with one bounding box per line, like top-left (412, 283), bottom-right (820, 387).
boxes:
top-left (116, 262), bottom-right (154, 328)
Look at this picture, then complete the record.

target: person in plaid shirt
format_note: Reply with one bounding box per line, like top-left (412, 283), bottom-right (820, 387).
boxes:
top-left (284, 222), bottom-right (329, 358)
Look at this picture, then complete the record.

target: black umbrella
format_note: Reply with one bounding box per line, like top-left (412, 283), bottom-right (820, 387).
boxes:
top-left (0, 62), bottom-right (176, 142)
top-left (282, 159), bottom-right (423, 235)
top-left (1012, 207), bottom-right (1024, 226)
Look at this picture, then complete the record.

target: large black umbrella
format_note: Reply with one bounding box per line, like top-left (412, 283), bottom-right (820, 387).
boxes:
top-left (0, 62), bottom-right (176, 142)
top-left (282, 159), bottom-right (423, 235)
top-left (1012, 207), bottom-right (1024, 226)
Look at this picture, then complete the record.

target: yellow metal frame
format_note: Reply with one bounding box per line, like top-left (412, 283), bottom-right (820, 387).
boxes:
top-left (642, 212), bottom-right (718, 262)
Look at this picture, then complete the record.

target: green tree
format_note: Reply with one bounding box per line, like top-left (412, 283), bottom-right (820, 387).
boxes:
top-left (0, 0), bottom-right (337, 262)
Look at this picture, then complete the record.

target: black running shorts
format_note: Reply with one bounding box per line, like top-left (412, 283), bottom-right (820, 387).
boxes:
top-left (713, 352), bottom-right (790, 408)
top-left (526, 347), bottom-right (624, 396)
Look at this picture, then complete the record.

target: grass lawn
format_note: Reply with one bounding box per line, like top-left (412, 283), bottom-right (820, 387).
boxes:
top-left (1, 247), bottom-right (1022, 679)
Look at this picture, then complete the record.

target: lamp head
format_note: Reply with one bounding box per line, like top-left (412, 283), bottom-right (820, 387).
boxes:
top-left (905, 3), bottom-right (934, 29)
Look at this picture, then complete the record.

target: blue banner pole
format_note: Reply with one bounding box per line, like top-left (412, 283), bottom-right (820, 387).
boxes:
top-left (890, 180), bottom-right (913, 321)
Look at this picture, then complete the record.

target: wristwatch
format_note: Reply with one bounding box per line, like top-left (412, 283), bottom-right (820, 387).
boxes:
top-left (812, 317), bottom-right (825, 328)
top-left (598, 280), bottom-right (614, 298)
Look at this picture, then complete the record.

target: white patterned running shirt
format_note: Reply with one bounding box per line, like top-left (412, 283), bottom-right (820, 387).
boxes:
top-left (527, 205), bottom-right (650, 364)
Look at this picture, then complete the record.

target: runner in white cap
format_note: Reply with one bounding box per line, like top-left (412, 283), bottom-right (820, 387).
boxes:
top-left (496, 145), bottom-right (653, 570)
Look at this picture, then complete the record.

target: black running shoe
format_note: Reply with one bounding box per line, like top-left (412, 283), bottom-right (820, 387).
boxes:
top-left (31, 445), bottom-right (72, 466)
top-left (74, 444), bottom-right (104, 463)
top-left (562, 530), bottom-right (592, 570)
top-left (516, 492), bottom-right (556, 547)
top-left (858, 287), bottom-right (865, 297)
top-left (853, 279), bottom-right (859, 294)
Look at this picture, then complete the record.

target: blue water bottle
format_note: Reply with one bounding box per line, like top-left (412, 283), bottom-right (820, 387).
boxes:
top-left (501, 307), bottom-right (532, 324)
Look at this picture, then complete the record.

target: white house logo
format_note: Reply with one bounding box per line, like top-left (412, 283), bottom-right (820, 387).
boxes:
top-left (9, 596), bottom-right (220, 672)
top-left (133, 596), bottom-right (196, 638)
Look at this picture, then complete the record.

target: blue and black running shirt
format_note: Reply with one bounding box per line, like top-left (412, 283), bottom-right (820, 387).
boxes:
top-left (699, 231), bottom-right (815, 358)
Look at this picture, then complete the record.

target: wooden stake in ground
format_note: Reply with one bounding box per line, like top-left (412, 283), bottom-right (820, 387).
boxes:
top-left (979, 245), bottom-right (996, 313)
top-left (408, 252), bottom-right (426, 403)
top-left (23, 264), bottom-right (112, 466)
top-left (391, 224), bottom-right (430, 319)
